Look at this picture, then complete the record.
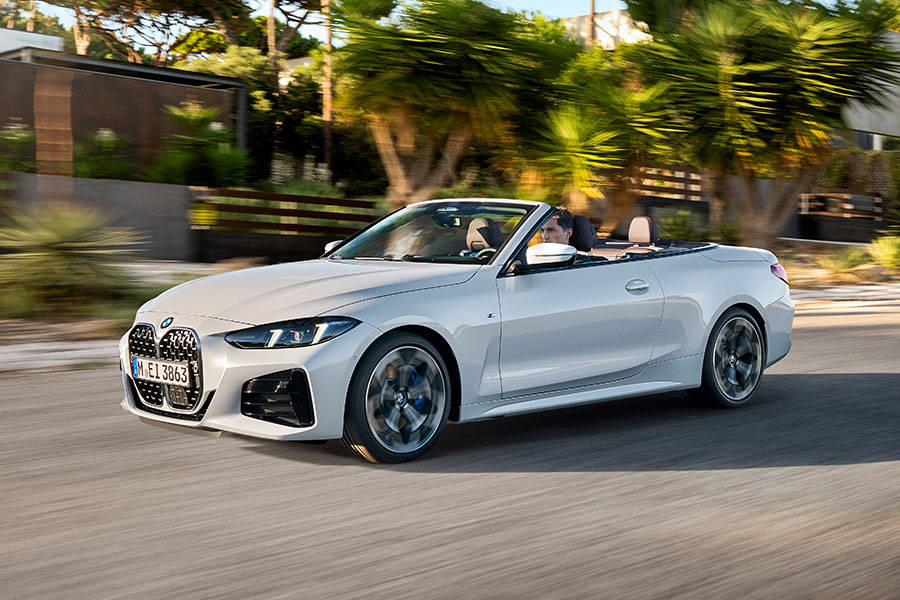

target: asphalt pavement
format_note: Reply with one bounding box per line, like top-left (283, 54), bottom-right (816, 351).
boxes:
top-left (1, 301), bottom-right (900, 598)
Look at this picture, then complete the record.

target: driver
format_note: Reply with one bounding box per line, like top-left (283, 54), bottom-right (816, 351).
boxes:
top-left (540, 209), bottom-right (574, 245)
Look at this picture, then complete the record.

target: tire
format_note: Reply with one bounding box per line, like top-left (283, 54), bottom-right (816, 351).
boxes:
top-left (342, 333), bottom-right (452, 463)
top-left (690, 307), bottom-right (766, 409)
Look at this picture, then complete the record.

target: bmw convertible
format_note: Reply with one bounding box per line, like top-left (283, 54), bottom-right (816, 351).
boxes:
top-left (119, 199), bottom-right (793, 463)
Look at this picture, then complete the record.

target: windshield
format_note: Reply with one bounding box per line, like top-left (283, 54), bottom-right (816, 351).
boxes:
top-left (330, 201), bottom-right (534, 264)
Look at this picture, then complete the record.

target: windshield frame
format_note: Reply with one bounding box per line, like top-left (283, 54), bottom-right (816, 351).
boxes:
top-left (322, 199), bottom-right (541, 266)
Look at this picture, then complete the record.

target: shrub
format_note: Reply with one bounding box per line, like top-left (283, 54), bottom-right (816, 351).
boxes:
top-left (146, 102), bottom-right (249, 187)
top-left (815, 247), bottom-right (871, 274)
top-left (711, 221), bottom-right (740, 245)
top-left (869, 236), bottom-right (900, 270)
top-left (277, 179), bottom-right (345, 198)
top-left (74, 128), bottom-right (135, 180)
top-left (657, 209), bottom-right (707, 241)
top-left (0, 205), bottom-right (143, 314)
top-left (0, 119), bottom-right (36, 173)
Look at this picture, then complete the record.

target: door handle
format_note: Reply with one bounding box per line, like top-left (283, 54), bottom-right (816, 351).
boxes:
top-left (625, 279), bottom-right (649, 294)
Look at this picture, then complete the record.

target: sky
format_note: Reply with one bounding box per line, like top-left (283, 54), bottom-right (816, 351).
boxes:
top-left (36, 1), bottom-right (628, 36)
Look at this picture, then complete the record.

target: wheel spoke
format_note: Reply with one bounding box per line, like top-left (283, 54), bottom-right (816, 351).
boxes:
top-left (724, 365), bottom-right (739, 386)
top-left (734, 335), bottom-right (752, 359)
top-left (381, 402), bottom-right (402, 432)
top-left (735, 359), bottom-right (752, 381)
top-left (401, 404), bottom-right (427, 431)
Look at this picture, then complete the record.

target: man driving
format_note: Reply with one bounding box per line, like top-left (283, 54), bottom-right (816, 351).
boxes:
top-left (540, 209), bottom-right (574, 245)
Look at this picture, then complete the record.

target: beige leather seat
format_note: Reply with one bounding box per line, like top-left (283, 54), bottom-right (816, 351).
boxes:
top-left (618, 216), bottom-right (659, 257)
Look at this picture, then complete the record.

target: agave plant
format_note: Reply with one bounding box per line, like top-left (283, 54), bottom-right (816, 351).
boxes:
top-left (869, 236), bottom-right (900, 270)
top-left (0, 205), bottom-right (144, 307)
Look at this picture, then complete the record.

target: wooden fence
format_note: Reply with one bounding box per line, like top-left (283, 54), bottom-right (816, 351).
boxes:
top-left (191, 188), bottom-right (380, 236)
top-left (799, 189), bottom-right (882, 221)
top-left (189, 187), bottom-right (382, 263)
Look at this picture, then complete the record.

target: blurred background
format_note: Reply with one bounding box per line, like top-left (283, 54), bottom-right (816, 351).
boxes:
top-left (1, 0), bottom-right (899, 328)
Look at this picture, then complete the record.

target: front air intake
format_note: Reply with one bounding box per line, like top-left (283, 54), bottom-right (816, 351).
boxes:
top-left (241, 369), bottom-right (315, 428)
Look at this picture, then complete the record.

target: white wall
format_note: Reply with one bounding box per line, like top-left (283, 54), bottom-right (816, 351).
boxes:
top-left (0, 29), bottom-right (63, 54)
top-left (563, 10), bottom-right (651, 50)
top-left (843, 30), bottom-right (900, 138)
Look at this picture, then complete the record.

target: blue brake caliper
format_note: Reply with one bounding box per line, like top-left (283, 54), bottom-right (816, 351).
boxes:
top-left (409, 367), bottom-right (427, 412)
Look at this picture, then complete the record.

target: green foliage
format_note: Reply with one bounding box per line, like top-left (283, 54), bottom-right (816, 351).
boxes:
top-left (816, 247), bottom-right (871, 274)
top-left (178, 46), bottom-right (275, 91)
top-left (657, 209), bottom-right (707, 241)
top-left (823, 149), bottom-right (854, 189)
top-left (336, 0), bottom-right (542, 139)
top-left (146, 103), bottom-right (249, 187)
top-left (74, 129), bottom-right (135, 180)
top-left (869, 236), bottom-right (900, 269)
top-left (536, 107), bottom-right (622, 201)
top-left (178, 46), bottom-right (275, 181)
top-left (0, 120), bottom-right (36, 173)
top-left (650, 2), bottom-right (900, 174)
top-left (0, 205), bottom-right (143, 312)
top-left (711, 220), bottom-right (741, 245)
top-left (276, 179), bottom-right (345, 198)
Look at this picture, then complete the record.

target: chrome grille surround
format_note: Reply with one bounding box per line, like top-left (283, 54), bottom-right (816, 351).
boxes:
top-left (127, 322), bottom-right (204, 413)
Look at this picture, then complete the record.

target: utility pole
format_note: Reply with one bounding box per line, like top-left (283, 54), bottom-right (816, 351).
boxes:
top-left (322, 0), bottom-right (334, 183)
top-left (588, 0), bottom-right (595, 49)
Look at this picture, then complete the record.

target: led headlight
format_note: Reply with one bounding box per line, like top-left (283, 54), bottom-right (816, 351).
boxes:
top-left (225, 317), bottom-right (360, 349)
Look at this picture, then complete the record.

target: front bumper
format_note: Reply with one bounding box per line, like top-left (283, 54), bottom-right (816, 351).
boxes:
top-left (119, 313), bottom-right (380, 441)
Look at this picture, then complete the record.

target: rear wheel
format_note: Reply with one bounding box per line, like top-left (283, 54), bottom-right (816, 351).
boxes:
top-left (691, 308), bottom-right (766, 408)
top-left (342, 333), bottom-right (451, 463)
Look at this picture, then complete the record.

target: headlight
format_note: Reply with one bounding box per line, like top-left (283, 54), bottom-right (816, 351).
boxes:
top-left (225, 317), bottom-right (360, 349)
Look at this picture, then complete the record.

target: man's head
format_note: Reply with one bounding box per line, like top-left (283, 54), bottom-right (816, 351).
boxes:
top-left (541, 209), bottom-right (574, 245)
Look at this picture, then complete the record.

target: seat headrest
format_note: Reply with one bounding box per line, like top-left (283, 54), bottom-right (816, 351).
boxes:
top-left (467, 217), bottom-right (503, 252)
top-left (628, 216), bottom-right (658, 244)
top-left (569, 215), bottom-right (597, 252)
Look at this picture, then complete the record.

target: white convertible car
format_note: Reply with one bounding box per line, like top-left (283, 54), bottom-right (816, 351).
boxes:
top-left (119, 199), bottom-right (793, 463)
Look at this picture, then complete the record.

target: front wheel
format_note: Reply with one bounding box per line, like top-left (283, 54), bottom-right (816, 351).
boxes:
top-left (690, 308), bottom-right (766, 408)
top-left (342, 333), bottom-right (451, 463)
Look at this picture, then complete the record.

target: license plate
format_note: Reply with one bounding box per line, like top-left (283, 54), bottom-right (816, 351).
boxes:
top-left (131, 356), bottom-right (190, 388)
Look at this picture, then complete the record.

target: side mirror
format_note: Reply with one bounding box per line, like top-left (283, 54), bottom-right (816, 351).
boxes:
top-left (523, 243), bottom-right (576, 270)
top-left (324, 240), bottom-right (343, 253)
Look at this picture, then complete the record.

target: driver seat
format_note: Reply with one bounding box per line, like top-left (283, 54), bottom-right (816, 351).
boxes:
top-left (467, 217), bottom-right (503, 252)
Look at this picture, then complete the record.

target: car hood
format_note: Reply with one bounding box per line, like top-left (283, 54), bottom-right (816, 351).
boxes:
top-left (138, 259), bottom-right (479, 325)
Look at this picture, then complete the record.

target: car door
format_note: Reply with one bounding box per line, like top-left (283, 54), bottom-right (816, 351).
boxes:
top-left (496, 260), bottom-right (665, 398)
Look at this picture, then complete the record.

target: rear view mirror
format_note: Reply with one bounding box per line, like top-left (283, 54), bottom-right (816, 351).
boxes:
top-left (324, 240), bottom-right (343, 253)
top-left (523, 243), bottom-right (576, 270)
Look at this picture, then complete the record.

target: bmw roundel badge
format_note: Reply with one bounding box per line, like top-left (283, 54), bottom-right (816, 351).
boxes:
top-left (161, 316), bottom-right (174, 329)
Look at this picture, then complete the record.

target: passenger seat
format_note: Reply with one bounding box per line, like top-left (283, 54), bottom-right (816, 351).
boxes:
top-left (619, 216), bottom-right (658, 256)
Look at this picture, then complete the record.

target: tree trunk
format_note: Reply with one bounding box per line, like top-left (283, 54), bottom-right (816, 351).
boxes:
top-left (723, 162), bottom-right (821, 250)
top-left (703, 168), bottom-right (725, 226)
top-left (368, 116), bottom-right (471, 209)
top-left (72, 15), bottom-right (91, 55)
top-left (25, 0), bottom-right (35, 32)
top-left (322, 0), bottom-right (333, 184)
top-left (602, 171), bottom-right (638, 236)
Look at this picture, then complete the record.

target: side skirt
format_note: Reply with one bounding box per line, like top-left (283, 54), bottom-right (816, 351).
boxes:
top-left (458, 353), bottom-right (703, 422)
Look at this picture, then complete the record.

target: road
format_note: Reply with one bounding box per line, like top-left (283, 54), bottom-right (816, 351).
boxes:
top-left (2, 302), bottom-right (900, 599)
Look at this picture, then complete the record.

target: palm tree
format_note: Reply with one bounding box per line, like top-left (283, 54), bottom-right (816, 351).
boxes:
top-left (536, 107), bottom-right (621, 215)
top-left (335, 0), bottom-right (540, 208)
top-left (652, 1), bottom-right (900, 248)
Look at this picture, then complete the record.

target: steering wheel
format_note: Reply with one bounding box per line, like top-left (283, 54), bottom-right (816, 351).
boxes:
top-left (474, 247), bottom-right (497, 260)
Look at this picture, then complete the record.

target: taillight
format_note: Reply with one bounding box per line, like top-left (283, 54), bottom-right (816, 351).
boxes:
top-left (771, 263), bottom-right (789, 285)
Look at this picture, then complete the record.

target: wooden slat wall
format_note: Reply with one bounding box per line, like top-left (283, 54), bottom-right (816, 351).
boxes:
top-left (633, 165), bottom-right (703, 202)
